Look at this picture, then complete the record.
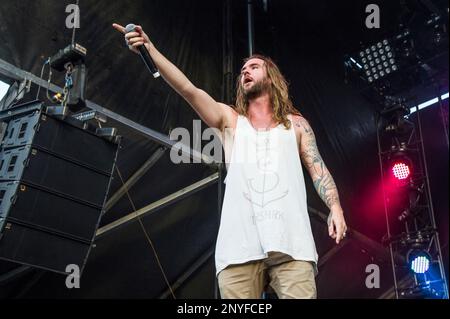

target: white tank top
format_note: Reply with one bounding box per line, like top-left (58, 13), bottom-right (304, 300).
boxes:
top-left (216, 114), bottom-right (318, 275)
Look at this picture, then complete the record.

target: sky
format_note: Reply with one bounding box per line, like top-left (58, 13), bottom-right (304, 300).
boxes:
top-left (0, 80), bottom-right (10, 100)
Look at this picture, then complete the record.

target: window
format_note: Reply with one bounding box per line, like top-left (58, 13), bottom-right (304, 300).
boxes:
top-left (18, 122), bottom-right (28, 139)
top-left (7, 155), bottom-right (18, 172)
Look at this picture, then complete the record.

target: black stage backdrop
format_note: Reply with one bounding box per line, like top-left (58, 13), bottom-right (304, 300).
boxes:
top-left (0, 0), bottom-right (447, 298)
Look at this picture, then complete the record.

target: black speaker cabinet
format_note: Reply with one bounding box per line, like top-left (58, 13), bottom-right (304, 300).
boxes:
top-left (0, 101), bottom-right (119, 274)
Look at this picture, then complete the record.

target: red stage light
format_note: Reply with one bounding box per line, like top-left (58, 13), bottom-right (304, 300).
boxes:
top-left (392, 162), bottom-right (411, 180)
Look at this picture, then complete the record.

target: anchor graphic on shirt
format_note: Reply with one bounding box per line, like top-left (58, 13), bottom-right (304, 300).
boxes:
top-left (243, 131), bottom-right (288, 208)
top-left (243, 172), bottom-right (289, 208)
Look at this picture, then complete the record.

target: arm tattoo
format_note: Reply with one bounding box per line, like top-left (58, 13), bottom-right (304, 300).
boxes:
top-left (295, 117), bottom-right (341, 209)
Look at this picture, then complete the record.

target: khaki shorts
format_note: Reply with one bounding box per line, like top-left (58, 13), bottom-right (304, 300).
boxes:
top-left (218, 252), bottom-right (316, 299)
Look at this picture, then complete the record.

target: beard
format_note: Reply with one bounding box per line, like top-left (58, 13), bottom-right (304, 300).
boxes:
top-left (243, 78), bottom-right (271, 100)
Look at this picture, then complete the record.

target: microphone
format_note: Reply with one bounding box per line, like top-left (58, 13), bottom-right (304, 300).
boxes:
top-left (125, 23), bottom-right (160, 78)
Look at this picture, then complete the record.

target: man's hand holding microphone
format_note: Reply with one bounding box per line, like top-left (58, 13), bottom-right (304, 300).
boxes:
top-left (112, 23), bottom-right (160, 78)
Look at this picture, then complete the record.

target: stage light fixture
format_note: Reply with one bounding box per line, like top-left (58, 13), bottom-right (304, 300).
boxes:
top-left (387, 147), bottom-right (413, 186)
top-left (407, 249), bottom-right (432, 274)
top-left (392, 161), bottom-right (411, 181)
top-left (355, 39), bottom-right (399, 83)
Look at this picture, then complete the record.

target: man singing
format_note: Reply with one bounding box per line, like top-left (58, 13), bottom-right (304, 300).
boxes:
top-left (113, 23), bottom-right (347, 299)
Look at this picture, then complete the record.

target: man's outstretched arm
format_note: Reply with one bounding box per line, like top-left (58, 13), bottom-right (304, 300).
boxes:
top-left (112, 23), bottom-right (233, 130)
top-left (294, 116), bottom-right (348, 244)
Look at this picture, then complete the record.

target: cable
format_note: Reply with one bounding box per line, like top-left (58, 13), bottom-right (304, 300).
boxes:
top-left (115, 166), bottom-right (176, 299)
top-left (62, 63), bottom-right (74, 107)
top-left (36, 57), bottom-right (51, 100)
top-left (45, 60), bottom-right (55, 103)
top-left (71, 0), bottom-right (79, 46)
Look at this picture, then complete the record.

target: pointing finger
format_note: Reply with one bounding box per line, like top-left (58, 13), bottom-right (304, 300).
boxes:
top-left (112, 23), bottom-right (126, 34)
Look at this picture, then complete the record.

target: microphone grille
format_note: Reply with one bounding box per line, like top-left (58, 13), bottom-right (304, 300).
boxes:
top-left (125, 24), bottom-right (136, 33)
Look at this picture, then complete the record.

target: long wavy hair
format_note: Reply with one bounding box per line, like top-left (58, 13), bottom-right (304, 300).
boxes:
top-left (235, 54), bottom-right (301, 129)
